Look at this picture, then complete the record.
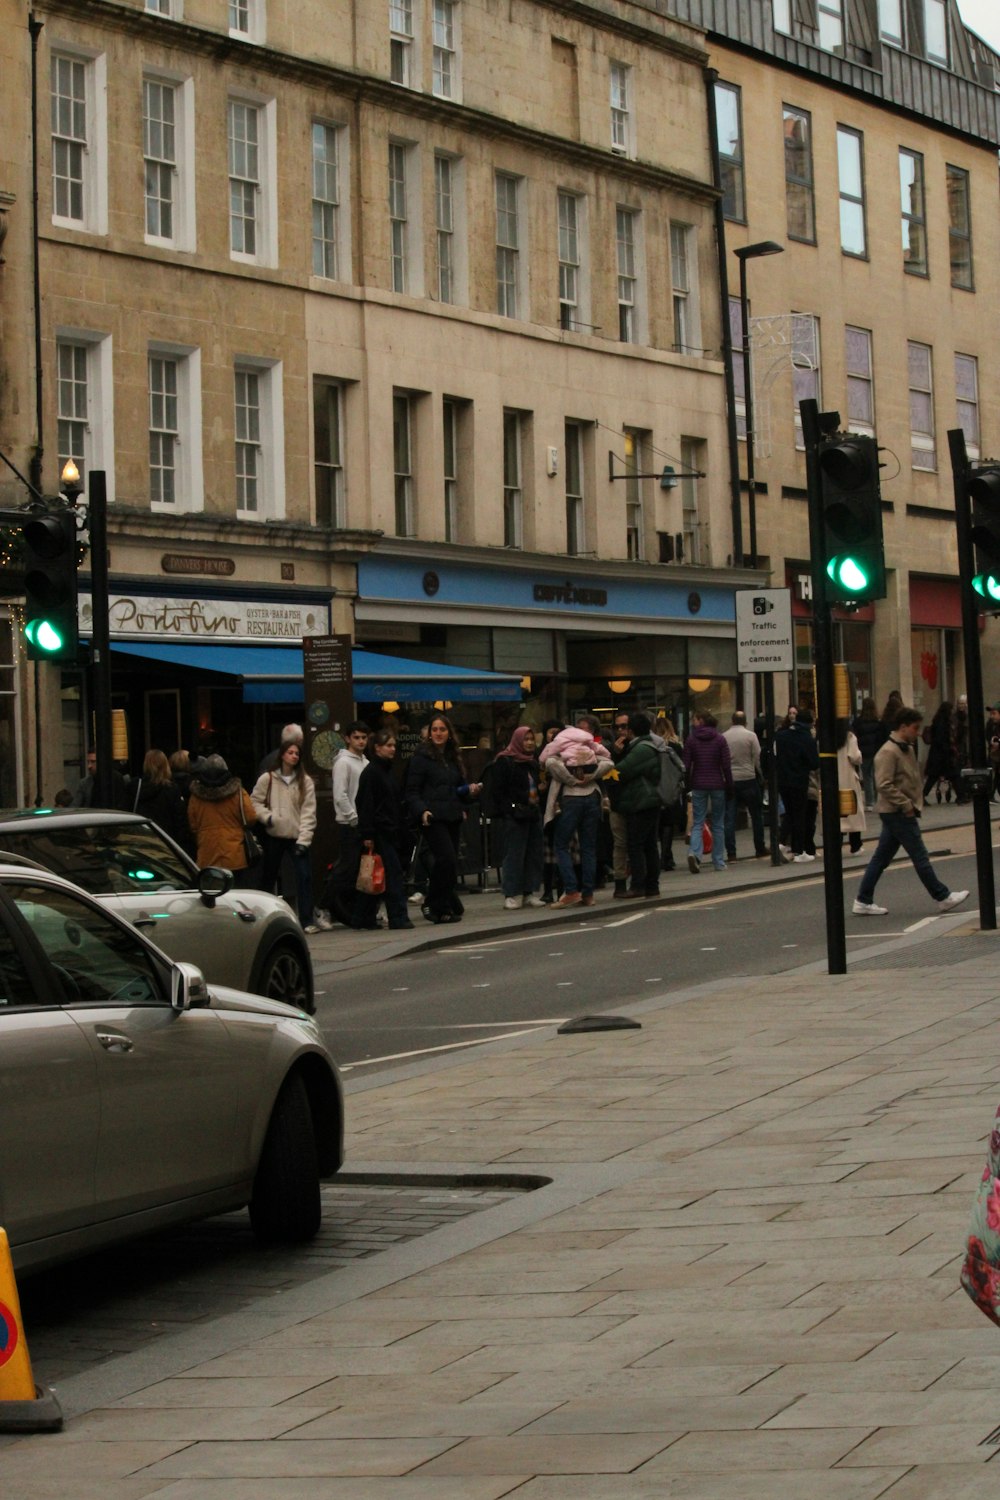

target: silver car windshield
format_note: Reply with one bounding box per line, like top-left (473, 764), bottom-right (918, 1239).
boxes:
top-left (0, 821), bottom-right (195, 895)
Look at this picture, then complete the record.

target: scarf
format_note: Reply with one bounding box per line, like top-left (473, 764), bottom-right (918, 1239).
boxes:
top-left (497, 726), bottom-right (536, 763)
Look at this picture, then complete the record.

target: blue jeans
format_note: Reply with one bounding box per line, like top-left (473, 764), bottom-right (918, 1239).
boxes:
top-left (554, 793), bottom-right (601, 896)
top-left (501, 815), bottom-right (544, 898)
top-left (725, 780), bottom-right (766, 858)
top-left (857, 811), bottom-right (949, 905)
top-left (691, 789), bottom-right (726, 869)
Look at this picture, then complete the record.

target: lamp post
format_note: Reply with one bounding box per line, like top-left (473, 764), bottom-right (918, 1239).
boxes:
top-left (734, 241), bottom-right (784, 570)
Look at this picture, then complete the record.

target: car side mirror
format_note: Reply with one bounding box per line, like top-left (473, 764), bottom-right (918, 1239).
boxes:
top-left (198, 865), bottom-right (234, 908)
top-left (171, 960), bottom-right (210, 1012)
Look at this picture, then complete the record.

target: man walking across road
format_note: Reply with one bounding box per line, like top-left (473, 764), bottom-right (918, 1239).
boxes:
top-left (723, 710), bottom-right (766, 861)
top-left (683, 711), bottom-right (732, 873)
top-left (853, 706), bottom-right (968, 917)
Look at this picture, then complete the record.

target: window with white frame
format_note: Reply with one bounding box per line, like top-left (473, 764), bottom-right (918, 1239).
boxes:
top-left (313, 378), bottom-right (345, 527)
top-left (616, 207), bottom-right (638, 343)
top-left (51, 51), bottom-right (107, 231)
top-left (908, 341), bottom-right (936, 471)
top-left (390, 0), bottom-right (415, 85)
top-left (955, 353), bottom-right (979, 461)
top-left (229, 0), bottom-right (264, 42)
top-left (443, 397), bottom-right (458, 541)
top-left (234, 360), bottom-right (283, 518)
top-left (845, 327), bottom-right (874, 437)
top-left (837, 127), bottom-right (866, 257)
top-left (609, 61), bottom-right (633, 157)
top-left (435, 154), bottom-right (455, 303)
top-left (715, 81), bottom-right (745, 222)
top-left (623, 428), bottom-right (646, 560)
top-left (729, 296), bottom-right (747, 440)
top-left (924, 0), bottom-right (948, 65)
top-left (389, 142), bottom-right (410, 293)
top-left (55, 332), bottom-right (115, 496)
top-left (228, 98), bottom-right (276, 264)
top-left (818, 0), bottom-right (844, 50)
top-left (312, 122), bottom-right (340, 279)
top-left (878, 0), bottom-right (903, 45)
top-left (792, 313), bottom-right (820, 450)
top-left (670, 221), bottom-right (699, 354)
top-left (148, 345), bottom-right (202, 512)
top-left (557, 191), bottom-right (580, 331)
top-left (772, 0), bottom-right (791, 33)
top-left (680, 438), bottom-right (703, 566)
top-left (393, 393), bottom-right (414, 536)
top-left (502, 410), bottom-right (523, 548)
top-left (145, 0), bottom-right (176, 15)
top-left (495, 172), bottom-right (521, 318)
top-left (432, 0), bottom-right (459, 99)
top-left (143, 79), bottom-right (176, 241)
top-left (565, 420), bottom-right (584, 556)
top-left (947, 164), bottom-right (973, 290)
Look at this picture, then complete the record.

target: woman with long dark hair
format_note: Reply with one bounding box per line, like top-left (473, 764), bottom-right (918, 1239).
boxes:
top-left (354, 729), bottom-right (413, 930)
top-left (492, 725), bottom-right (545, 910)
top-left (922, 700), bottom-right (958, 802)
top-left (404, 714), bottom-right (481, 923)
top-left (251, 737), bottom-right (325, 933)
top-left (851, 697), bottom-right (886, 811)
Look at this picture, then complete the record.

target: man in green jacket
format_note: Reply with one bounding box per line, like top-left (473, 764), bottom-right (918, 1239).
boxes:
top-left (853, 706), bottom-right (968, 916)
top-left (616, 712), bottom-right (663, 898)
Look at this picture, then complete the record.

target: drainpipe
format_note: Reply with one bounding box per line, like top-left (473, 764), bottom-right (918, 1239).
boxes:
top-left (29, 14), bottom-right (44, 496)
top-left (704, 67), bottom-right (744, 567)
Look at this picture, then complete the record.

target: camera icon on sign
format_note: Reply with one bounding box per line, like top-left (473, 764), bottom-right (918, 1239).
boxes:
top-left (752, 596), bottom-right (774, 616)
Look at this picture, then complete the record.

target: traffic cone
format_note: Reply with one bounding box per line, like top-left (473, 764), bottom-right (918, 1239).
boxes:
top-left (0, 1229), bottom-right (62, 1432)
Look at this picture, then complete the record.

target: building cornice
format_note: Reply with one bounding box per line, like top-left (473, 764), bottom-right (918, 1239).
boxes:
top-left (104, 504), bottom-right (384, 562)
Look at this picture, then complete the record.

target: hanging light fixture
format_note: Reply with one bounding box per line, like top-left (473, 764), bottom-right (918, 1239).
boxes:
top-left (688, 677), bottom-right (712, 694)
top-left (607, 679), bottom-right (632, 694)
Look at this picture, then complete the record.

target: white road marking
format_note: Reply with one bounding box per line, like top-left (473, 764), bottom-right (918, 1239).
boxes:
top-left (548, 951), bottom-right (565, 956)
top-left (645, 977), bottom-right (663, 983)
top-left (605, 912), bottom-right (650, 927)
top-left (622, 948), bottom-right (639, 953)
top-left (904, 916), bottom-right (937, 932)
top-left (556, 981), bottom-right (574, 987)
top-left (391, 987), bottom-right (409, 992)
top-left (700, 946), bottom-right (717, 951)
top-left (781, 944), bottom-right (798, 949)
top-left (341, 1027), bottom-right (551, 1069)
top-left (472, 983), bottom-right (491, 989)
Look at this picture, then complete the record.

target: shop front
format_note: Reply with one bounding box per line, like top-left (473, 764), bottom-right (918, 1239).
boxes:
top-left (355, 552), bottom-right (753, 740)
top-left (786, 564), bottom-right (874, 714)
top-left (908, 576), bottom-right (966, 718)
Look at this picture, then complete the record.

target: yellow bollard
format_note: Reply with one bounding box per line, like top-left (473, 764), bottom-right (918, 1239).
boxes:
top-left (0, 1228), bottom-right (62, 1432)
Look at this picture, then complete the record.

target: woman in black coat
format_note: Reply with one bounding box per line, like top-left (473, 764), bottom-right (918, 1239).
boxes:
top-left (851, 697), bottom-right (887, 812)
top-left (491, 726), bottom-right (545, 910)
top-left (404, 714), bottom-right (480, 923)
top-left (354, 730), bottom-right (413, 930)
top-left (922, 700), bottom-right (958, 801)
top-left (132, 748), bottom-right (188, 848)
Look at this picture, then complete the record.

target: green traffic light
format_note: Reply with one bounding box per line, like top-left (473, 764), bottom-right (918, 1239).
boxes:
top-left (25, 618), bottom-right (66, 654)
top-left (972, 574), bottom-right (1000, 604)
top-left (826, 555), bottom-right (870, 594)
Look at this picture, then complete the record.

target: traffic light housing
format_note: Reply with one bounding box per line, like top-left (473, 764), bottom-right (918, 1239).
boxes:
top-left (968, 466), bottom-right (1000, 611)
top-left (22, 507), bottom-right (79, 662)
top-left (817, 433), bottom-right (886, 604)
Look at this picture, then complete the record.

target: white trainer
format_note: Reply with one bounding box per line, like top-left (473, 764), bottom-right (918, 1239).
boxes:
top-left (937, 889), bottom-right (969, 912)
top-left (503, 896), bottom-right (522, 910)
top-left (408, 891), bottom-right (425, 904)
top-left (852, 899), bottom-right (888, 915)
top-left (523, 895), bottom-right (547, 908)
top-left (793, 852), bottom-right (817, 863)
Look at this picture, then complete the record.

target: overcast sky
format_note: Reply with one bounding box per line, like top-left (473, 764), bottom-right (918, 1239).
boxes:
top-left (957, 0), bottom-right (1000, 51)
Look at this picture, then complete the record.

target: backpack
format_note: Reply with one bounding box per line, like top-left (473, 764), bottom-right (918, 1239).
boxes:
top-left (656, 743), bottom-right (685, 808)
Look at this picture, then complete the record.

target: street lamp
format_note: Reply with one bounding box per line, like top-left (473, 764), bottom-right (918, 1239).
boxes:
top-left (734, 240), bottom-right (784, 569)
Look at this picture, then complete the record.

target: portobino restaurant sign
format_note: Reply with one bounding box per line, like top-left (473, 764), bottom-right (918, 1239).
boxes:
top-left (78, 593), bottom-right (330, 642)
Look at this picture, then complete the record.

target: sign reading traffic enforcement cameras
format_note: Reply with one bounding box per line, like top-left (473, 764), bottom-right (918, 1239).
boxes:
top-left (735, 588), bottom-right (794, 673)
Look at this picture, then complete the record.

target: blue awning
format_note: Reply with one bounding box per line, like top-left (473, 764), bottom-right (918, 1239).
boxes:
top-left (109, 641), bottom-right (523, 704)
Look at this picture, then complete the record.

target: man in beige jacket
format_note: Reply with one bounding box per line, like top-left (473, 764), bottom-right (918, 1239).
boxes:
top-left (853, 706), bottom-right (968, 917)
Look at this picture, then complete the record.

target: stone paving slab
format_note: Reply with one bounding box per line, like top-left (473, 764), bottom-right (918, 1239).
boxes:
top-left (7, 941), bottom-right (1000, 1497)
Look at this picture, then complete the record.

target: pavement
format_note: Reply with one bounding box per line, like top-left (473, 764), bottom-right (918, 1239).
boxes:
top-left (6, 800), bottom-right (1000, 1497)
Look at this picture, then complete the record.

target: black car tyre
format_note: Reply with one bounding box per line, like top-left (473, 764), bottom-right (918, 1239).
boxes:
top-left (249, 1073), bottom-right (321, 1243)
top-left (256, 940), bottom-right (314, 1013)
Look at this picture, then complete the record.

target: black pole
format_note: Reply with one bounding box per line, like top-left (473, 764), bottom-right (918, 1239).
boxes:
top-left (28, 15), bottom-right (44, 497)
top-left (948, 427), bottom-right (996, 930)
top-left (738, 254), bottom-right (758, 568)
top-left (764, 672), bottom-right (782, 864)
top-left (801, 398), bottom-right (846, 974)
top-left (704, 68), bottom-right (744, 567)
top-left (88, 471), bottom-right (114, 811)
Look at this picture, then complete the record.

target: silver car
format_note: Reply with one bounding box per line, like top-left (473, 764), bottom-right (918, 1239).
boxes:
top-left (0, 863), bottom-right (344, 1272)
top-left (0, 809), bottom-right (314, 1012)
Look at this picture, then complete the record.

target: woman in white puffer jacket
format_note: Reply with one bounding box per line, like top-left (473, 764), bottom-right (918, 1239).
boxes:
top-left (251, 737), bottom-right (327, 933)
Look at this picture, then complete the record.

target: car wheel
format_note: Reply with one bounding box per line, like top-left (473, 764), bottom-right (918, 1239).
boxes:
top-left (257, 940), bottom-right (314, 1013)
top-left (249, 1073), bottom-right (321, 1244)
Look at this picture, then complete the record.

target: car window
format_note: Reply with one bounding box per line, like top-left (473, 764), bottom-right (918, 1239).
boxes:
top-left (0, 820), bottom-right (194, 895)
top-left (10, 882), bottom-right (167, 1007)
top-left (0, 911), bottom-right (44, 1007)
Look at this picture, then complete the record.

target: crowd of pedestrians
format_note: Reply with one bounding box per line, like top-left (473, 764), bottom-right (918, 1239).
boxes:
top-left (60, 688), bottom-right (994, 935)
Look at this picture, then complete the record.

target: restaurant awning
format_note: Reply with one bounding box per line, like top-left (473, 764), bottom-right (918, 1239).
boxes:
top-left (109, 641), bottom-right (523, 704)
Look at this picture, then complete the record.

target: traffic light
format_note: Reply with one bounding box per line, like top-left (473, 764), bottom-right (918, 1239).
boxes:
top-left (968, 465), bottom-right (1000, 610)
top-left (817, 432), bottom-right (886, 604)
top-left (22, 507), bottom-right (79, 662)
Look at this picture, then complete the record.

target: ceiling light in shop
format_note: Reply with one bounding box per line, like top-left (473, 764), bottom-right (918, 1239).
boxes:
top-left (607, 679), bottom-right (632, 694)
